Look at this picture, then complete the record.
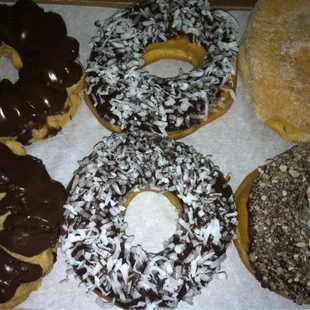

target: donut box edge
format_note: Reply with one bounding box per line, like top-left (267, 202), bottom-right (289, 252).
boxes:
top-left (0, 0), bottom-right (258, 10)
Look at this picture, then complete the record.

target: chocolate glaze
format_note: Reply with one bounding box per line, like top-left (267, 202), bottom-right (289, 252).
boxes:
top-left (88, 71), bottom-right (208, 132)
top-left (0, 247), bottom-right (43, 303)
top-left (0, 143), bottom-right (66, 257)
top-left (0, 0), bottom-right (83, 143)
top-left (0, 142), bottom-right (65, 303)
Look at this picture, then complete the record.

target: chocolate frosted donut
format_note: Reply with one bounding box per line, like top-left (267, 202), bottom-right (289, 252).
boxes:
top-left (62, 131), bottom-right (237, 309)
top-left (0, 141), bottom-right (66, 308)
top-left (0, 0), bottom-right (84, 145)
top-left (235, 144), bottom-right (310, 304)
top-left (85, 0), bottom-right (237, 139)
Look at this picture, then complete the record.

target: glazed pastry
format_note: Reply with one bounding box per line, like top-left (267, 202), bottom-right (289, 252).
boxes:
top-left (85, 0), bottom-right (238, 139)
top-left (0, 140), bottom-right (66, 309)
top-left (62, 131), bottom-right (237, 309)
top-left (238, 0), bottom-right (310, 143)
top-left (235, 144), bottom-right (310, 304)
top-left (0, 0), bottom-right (85, 145)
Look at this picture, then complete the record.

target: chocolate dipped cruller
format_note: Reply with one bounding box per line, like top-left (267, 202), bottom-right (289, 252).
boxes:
top-left (0, 0), bottom-right (85, 145)
top-left (0, 141), bottom-right (66, 308)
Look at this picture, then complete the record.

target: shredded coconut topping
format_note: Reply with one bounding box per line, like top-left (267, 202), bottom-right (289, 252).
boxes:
top-left (86, 0), bottom-right (238, 134)
top-left (61, 131), bottom-right (237, 309)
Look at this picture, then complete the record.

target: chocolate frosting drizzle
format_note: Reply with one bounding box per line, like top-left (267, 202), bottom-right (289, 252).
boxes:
top-left (0, 0), bottom-right (83, 143)
top-left (0, 143), bottom-right (66, 303)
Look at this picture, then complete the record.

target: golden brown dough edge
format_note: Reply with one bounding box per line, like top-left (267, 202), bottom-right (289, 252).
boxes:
top-left (234, 168), bottom-right (259, 276)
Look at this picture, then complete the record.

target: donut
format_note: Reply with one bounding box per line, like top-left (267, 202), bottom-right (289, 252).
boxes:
top-left (0, 0), bottom-right (85, 145)
top-left (235, 144), bottom-right (310, 304)
top-left (84, 0), bottom-right (238, 139)
top-left (0, 140), bottom-right (66, 309)
top-left (61, 131), bottom-right (237, 309)
top-left (238, 0), bottom-right (310, 143)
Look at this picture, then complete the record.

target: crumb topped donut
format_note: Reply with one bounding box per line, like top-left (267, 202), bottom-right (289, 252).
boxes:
top-left (235, 144), bottom-right (310, 304)
top-left (85, 0), bottom-right (238, 139)
top-left (238, 0), bottom-right (310, 143)
top-left (0, 0), bottom-right (85, 145)
top-left (61, 131), bottom-right (237, 309)
top-left (0, 140), bottom-right (66, 309)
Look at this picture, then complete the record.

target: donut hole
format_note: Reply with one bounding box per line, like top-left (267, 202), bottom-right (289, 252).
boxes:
top-left (0, 55), bottom-right (19, 83)
top-left (142, 38), bottom-right (206, 78)
top-left (124, 191), bottom-right (179, 253)
top-left (143, 59), bottom-right (193, 78)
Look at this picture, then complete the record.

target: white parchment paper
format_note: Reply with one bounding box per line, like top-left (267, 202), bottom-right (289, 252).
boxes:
top-left (1, 4), bottom-right (307, 310)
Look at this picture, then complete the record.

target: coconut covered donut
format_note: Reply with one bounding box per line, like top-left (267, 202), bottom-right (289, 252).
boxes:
top-left (85, 0), bottom-right (238, 139)
top-left (0, 140), bottom-right (66, 309)
top-left (238, 0), bottom-right (310, 143)
top-left (235, 144), bottom-right (310, 304)
top-left (0, 0), bottom-right (85, 145)
top-left (61, 131), bottom-right (237, 309)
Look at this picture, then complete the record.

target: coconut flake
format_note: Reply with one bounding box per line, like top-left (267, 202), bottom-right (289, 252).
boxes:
top-left (61, 131), bottom-right (237, 309)
top-left (86, 0), bottom-right (238, 135)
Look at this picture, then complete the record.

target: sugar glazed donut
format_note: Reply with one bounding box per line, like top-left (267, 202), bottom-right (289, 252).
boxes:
top-left (61, 131), bottom-right (237, 309)
top-left (85, 0), bottom-right (238, 139)
top-left (0, 0), bottom-right (85, 145)
top-left (238, 0), bottom-right (310, 143)
top-left (0, 141), bottom-right (66, 309)
top-left (235, 144), bottom-right (310, 304)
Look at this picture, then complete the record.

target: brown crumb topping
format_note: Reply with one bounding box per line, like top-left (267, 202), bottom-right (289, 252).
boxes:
top-left (248, 144), bottom-right (310, 304)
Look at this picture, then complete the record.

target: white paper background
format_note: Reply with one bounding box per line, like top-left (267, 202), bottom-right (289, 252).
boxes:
top-left (1, 4), bottom-right (307, 310)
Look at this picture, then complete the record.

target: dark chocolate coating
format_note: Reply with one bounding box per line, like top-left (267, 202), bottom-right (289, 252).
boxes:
top-left (0, 142), bottom-right (65, 301)
top-left (0, 143), bottom-right (65, 256)
top-left (0, 0), bottom-right (83, 143)
top-left (0, 248), bottom-right (43, 303)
